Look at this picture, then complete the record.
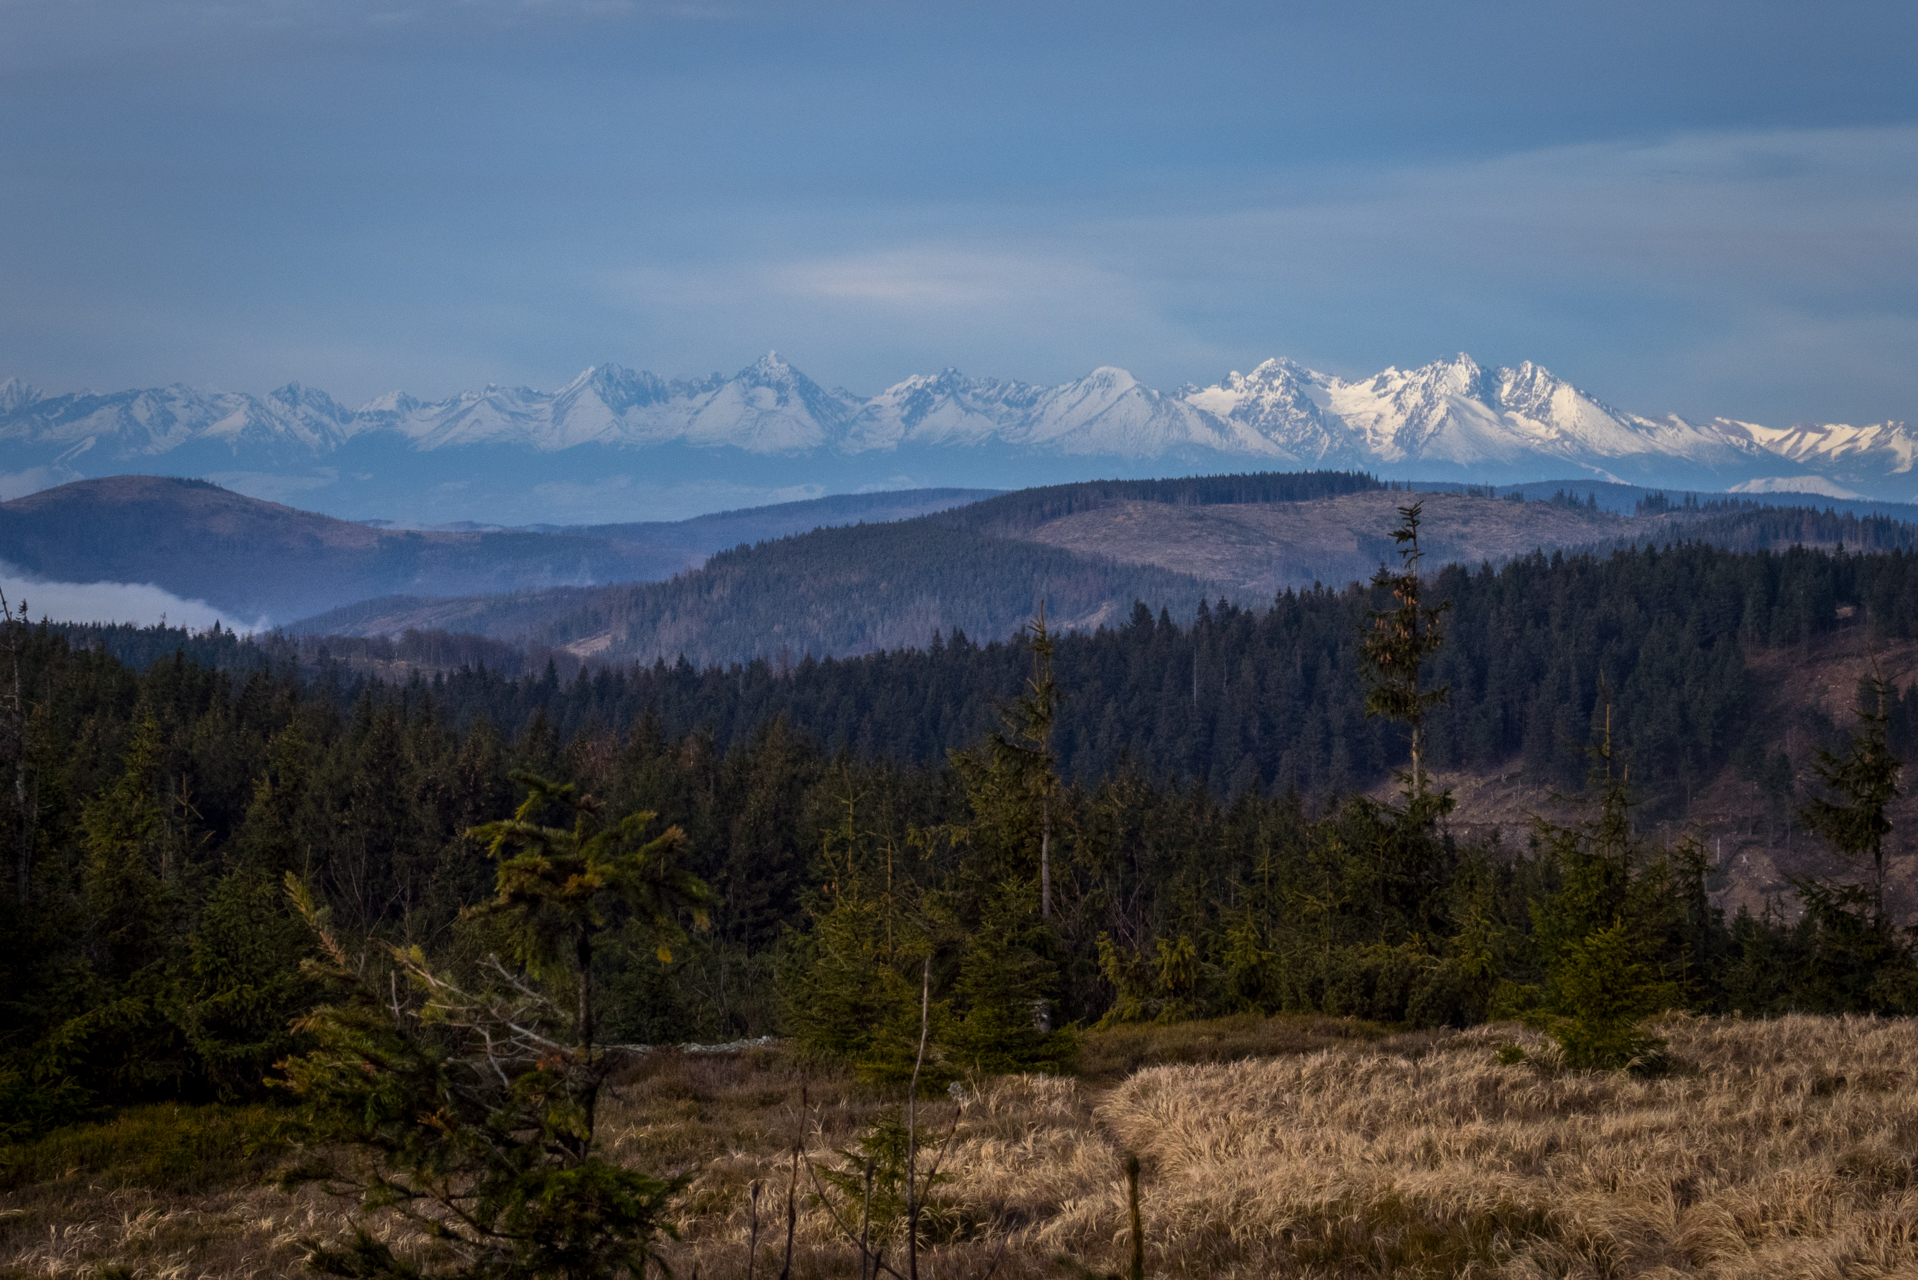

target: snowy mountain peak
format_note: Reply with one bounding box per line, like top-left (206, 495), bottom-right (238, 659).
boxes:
top-left (0, 378), bottom-right (42, 414)
top-left (1183, 358), bottom-right (1356, 465)
top-left (1, 351), bottom-right (1910, 502)
top-left (1082, 366), bottom-right (1140, 391)
top-left (1375, 352), bottom-right (1486, 400)
top-left (747, 350), bottom-right (794, 380)
top-left (559, 364), bottom-right (673, 414)
top-left (267, 382), bottom-right (352, 422)
top-left (358, 390), bottom-right (420, 416)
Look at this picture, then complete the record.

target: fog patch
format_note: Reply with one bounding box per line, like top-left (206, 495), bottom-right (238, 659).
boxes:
top-left (0, 564), bottom-right (269, 633)
top-left (1728, 476), bottom-right (1864, 500)
top-left (0, 466), bottom-right (84, 502)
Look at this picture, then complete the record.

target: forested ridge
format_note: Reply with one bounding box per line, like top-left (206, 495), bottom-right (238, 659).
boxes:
top-left (73, 539), bottom-right (1918, 805)
top-left (282, 471), bottom-right (1387, 652)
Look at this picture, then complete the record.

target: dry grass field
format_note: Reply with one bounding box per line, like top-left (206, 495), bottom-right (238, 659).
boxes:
top-left (10, 1013), bottom-right (1918, 1278)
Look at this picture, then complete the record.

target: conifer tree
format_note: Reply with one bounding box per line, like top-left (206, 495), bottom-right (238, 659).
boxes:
top-left (781, 787), bottom-right (931, 1081)
top-left (1360, 501), bottom-right (1451, 806)
top-left (1519, 695), bottom-right (1692, 1069)
top-left (1800, 674), bottom-right (1903, 914)
top-left (945, 878), bottom-right (1071, 1074)
top-left (279, 773), bottom-right (712, 1280)
top-left (81, 712), bottom-right (174, 983)
top-left (960, 604), bottom-right (1062, 915)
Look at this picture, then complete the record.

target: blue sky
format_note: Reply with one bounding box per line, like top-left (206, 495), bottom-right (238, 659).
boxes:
top-left (4, 0), bottom-right (1916, 426)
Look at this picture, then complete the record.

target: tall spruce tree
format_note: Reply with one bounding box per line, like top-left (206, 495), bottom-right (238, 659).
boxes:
top-left (1359, 501), bottom-right (1451, 808)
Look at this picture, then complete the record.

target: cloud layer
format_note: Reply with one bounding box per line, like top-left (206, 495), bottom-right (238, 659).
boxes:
top-left (0, 565), bottom-right (269, 633)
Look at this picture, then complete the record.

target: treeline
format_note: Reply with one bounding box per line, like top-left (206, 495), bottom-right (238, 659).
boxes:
top-left (69, 541), bottom-right (1918, 812)
top-left (931, 468), bottom-right (1383, 537)
top-left (59, 621), bottom-right (588, 682)
top-left (6, 534), bottom-right (1918, 1139)
top-left (1618, 499), bottom-right (1918, 555)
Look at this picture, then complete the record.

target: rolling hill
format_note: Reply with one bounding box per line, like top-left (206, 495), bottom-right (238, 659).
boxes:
top-left (293, 472), bottom-right (1918, 669)
top-left (0, 476), bottom-right (992, 624)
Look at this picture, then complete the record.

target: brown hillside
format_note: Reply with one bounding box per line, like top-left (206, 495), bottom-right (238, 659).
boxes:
top-left (0, 477), bottom-right (682, 621)
top-left (1, 474), bottom-right (388, 549)
top-left (1408, 625), bottom-right (1918, 926)
top-left (1023, 489), bottom-right (1625, 592)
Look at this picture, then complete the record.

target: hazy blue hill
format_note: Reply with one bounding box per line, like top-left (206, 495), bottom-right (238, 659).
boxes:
top-left (287, 472), bottom-right (1392, 664)
top-left (0, 476), bottom-right (996, 623)
top-left (570, 486), bottom-right (999, 545)
top-left (287, 468), bottom-right (1918, 669)
top-left (293, 517), bottom-right (1220, 667)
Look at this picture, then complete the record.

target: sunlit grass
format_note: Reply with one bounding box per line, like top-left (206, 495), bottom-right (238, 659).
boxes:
top-left (12, 1016), bottom-right (1918, 1277)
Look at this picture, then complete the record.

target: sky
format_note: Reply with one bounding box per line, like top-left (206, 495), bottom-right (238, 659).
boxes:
top-left (4, 0), bottom-right (1917, 427)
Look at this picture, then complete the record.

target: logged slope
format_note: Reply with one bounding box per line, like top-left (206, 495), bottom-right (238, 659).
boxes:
top-left (291, 472), bottom-right (1393, 658)
top-left (291, 472), bottom-right (1918, 669)
top-left (1022, 490), bottom-right (1624, 595)
top-left (294, 519), bottom-right (1219, 667)
top-left (0, 476), bottom-right (992, 623)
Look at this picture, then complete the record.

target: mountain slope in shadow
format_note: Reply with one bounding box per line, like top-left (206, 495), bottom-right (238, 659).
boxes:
top-left (0, 476), bottom-right (994, 622)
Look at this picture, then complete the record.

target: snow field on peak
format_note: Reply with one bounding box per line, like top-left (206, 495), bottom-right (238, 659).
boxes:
top-left (2, 352), bottom-right (1914, 501)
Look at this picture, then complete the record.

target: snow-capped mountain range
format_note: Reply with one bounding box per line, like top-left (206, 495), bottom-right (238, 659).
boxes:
top-left (0, 352), bottom-right (1907, 523)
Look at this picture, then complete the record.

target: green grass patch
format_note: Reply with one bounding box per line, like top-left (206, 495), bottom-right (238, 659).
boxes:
top-left (1073, 1012), bottom-right (1396, 1083)
top-left (0, 1102), bottom-right (288, 1195)
top-left (1284, 1191), bottom-right (1556, 1277)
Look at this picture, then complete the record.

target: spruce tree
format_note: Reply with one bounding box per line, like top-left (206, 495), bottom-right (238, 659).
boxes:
top-left (1519, 698), bottom-right (1693, 1069)
top-left (781, 776), bottom-right (933, 1080)
top-left (279, 773), bottom-right (712, 1280)
top-left (1359, 500), bottom-right (1452, 810)
top-left (1800, 674), bottom-right (1903, 914)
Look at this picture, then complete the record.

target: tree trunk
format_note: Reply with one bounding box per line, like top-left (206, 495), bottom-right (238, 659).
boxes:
top-left (1040, 795), bottom-right (1051, 919)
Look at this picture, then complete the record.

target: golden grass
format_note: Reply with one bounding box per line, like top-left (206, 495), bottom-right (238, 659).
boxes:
top-left (1049, 1015), bottom-right (1918, 1278)
top-left (0, 1105), bottom-right (324, 1280)
top-left (12, 1016), bottom-right (1918, 1278)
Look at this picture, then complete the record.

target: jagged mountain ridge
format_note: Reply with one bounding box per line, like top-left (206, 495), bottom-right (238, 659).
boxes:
top-left (1, 350), bottom-right (1911, 505)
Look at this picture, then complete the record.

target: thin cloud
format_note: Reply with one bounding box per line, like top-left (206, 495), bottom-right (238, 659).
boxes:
top-left (772, 249), bottom-right (1118, 308)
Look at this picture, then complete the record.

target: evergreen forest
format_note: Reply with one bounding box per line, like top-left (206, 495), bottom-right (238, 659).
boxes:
top-left (2, 527), bottom-right (1917, 1147)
